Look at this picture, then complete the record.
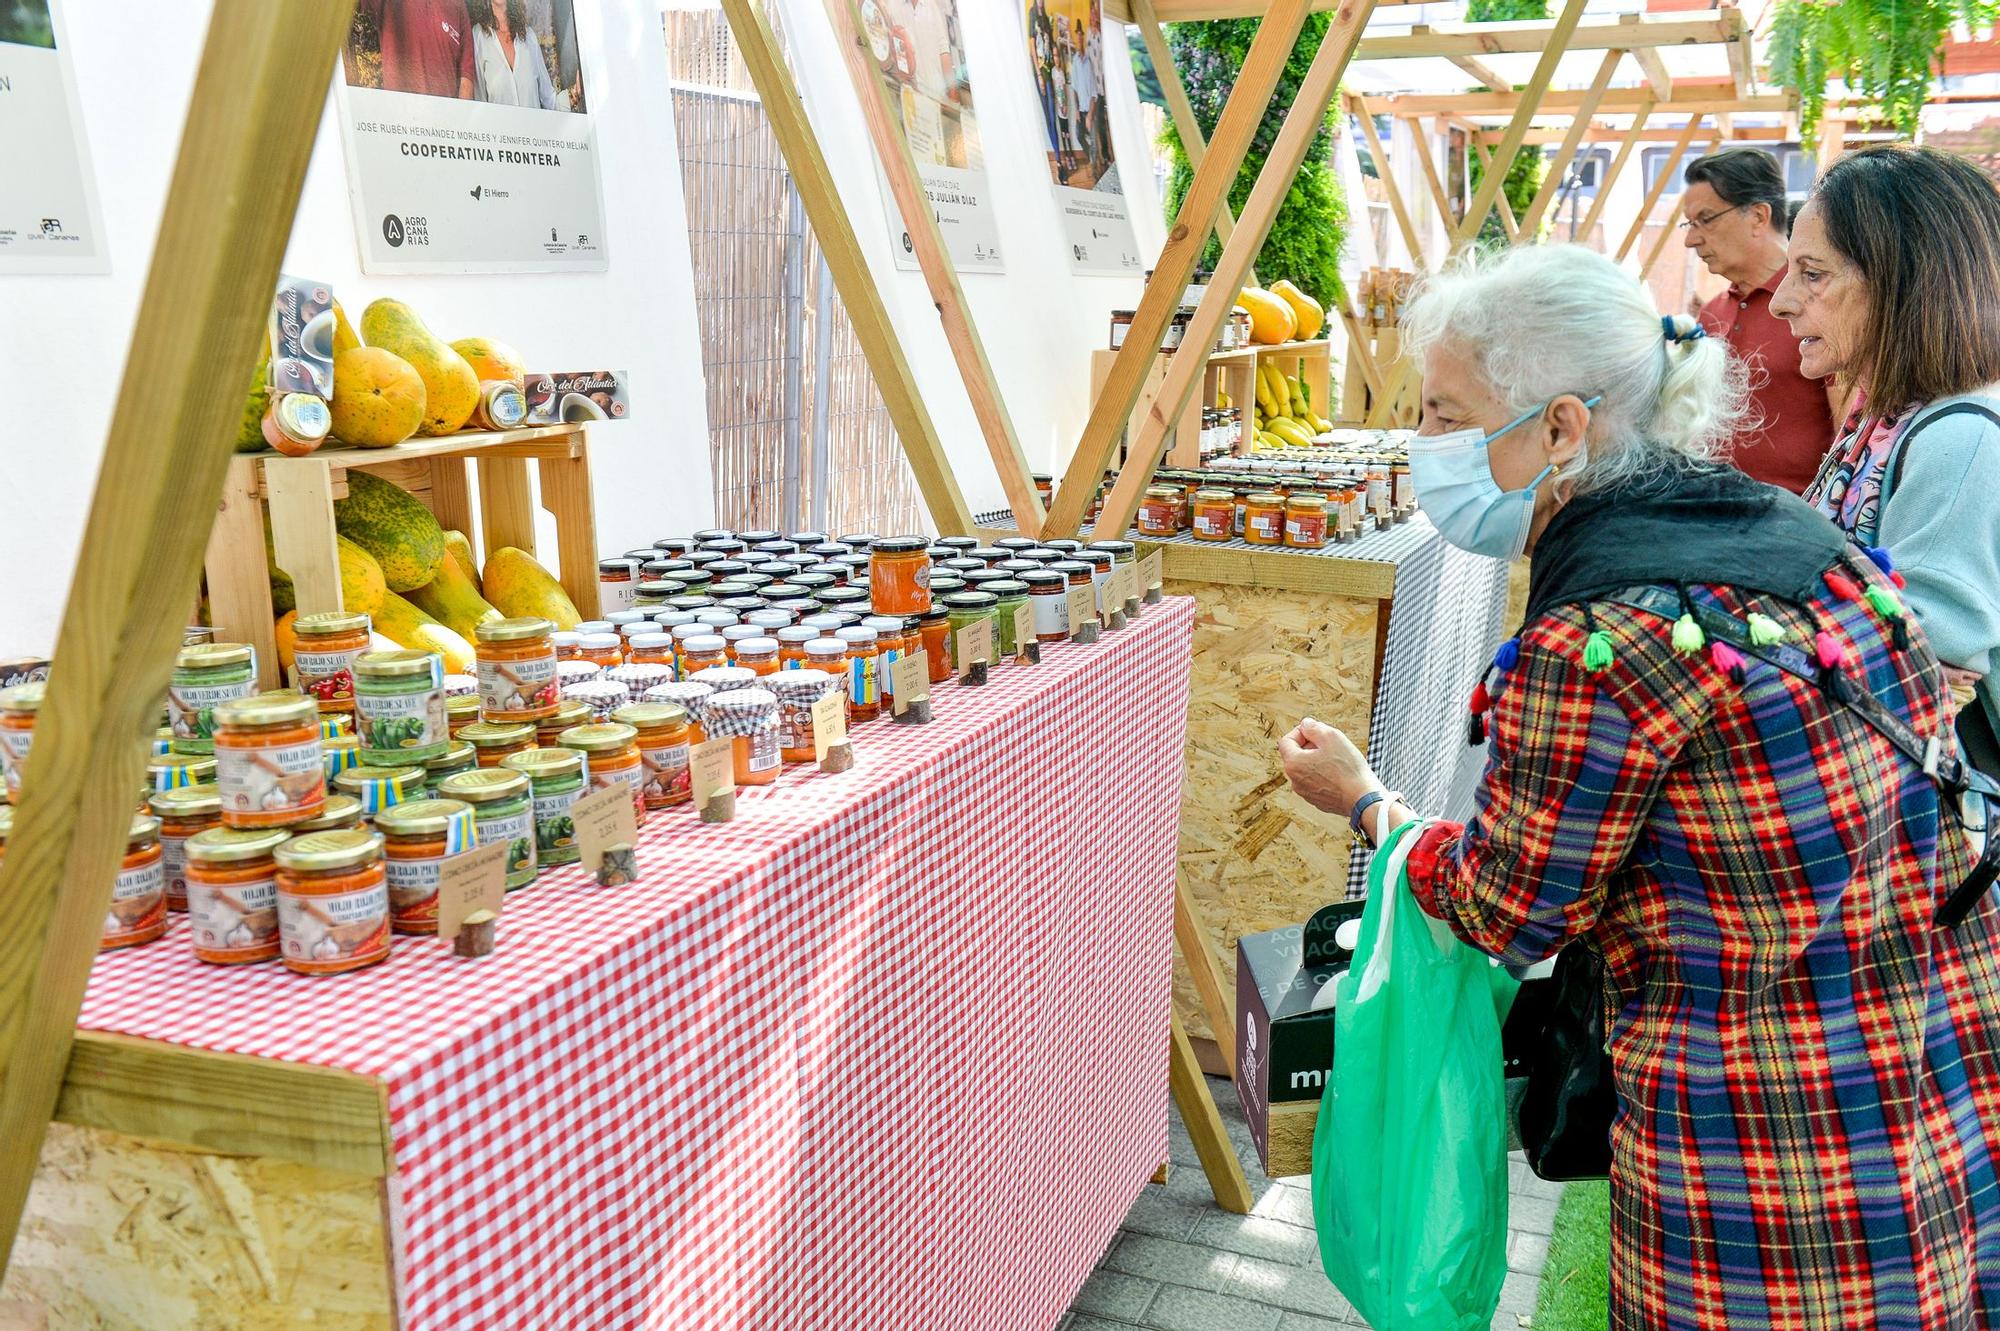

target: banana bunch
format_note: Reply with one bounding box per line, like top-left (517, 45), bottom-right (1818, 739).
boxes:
top-left (1250, 362), bottom-right (1334, 449)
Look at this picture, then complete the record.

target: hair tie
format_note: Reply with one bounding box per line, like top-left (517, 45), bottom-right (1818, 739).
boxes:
top-left (1661, 316), bottom-right (1707, 344)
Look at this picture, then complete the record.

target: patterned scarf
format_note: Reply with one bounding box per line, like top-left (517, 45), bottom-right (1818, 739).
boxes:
top-left (1803, 400), bottom-right (1920, 544)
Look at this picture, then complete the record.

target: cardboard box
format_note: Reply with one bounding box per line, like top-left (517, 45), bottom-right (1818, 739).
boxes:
top-left (1233, 897), bottom-right (1365, 1172)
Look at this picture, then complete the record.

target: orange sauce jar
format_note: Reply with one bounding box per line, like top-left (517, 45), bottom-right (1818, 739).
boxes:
top-left (559, 722), bottom-right (649, 825)
top-left (777, 626), bottom-right (817, 669)
top-left (291, 610), bottom-right (371, 715)
top-left (1139, 485), bottom-right (1184, 536)
top-left (374, 798), bottom-right (477, 935)
top-left (575, 632), bottom-right (625, 670)
top-left (1284, 493), bottom-right (1330, 549)
top-left (103, 814), bottom-right (168, 951)
top-left (475, 617), bottom-right (561, 722)
top-left (459, 721), bottom-right (537, 769)
top-left (679, 635), bottom-right (728, 677)
top-left (446, 692), bottom-right (482, 738)
top-left (771, 671), bottom-right (837, 764)
top-left (273, 829), bottom-right (391, 975)
top-left (626, 632), bottom-right (675, 670)
top-left (734, 637), bottom-right (781, 677)
top-left (213, 692), bottom-right (325, 829)
top-left (0, 680), bottom-right (41, 801)
top-left (536, 699), bottom-right (592, 748)
top-left (640, 682), bottom-right (711, 746)
top-left (1244, 490), bottom-right (1286, 545)
top-left (613, 703), bottom-right (691, 809)
top-left (918, 608), bottom-right (953, 683)
top-left (150, 783), bottom-right (221, 914)
top-left (183, 826), bottom-right (287, 964)
top-left (705, 689), bottom-right (782, 785)
top-left (1191, 488), bottom-right (1236, 541)
top-left (868, 536), bottom-right (933, 616)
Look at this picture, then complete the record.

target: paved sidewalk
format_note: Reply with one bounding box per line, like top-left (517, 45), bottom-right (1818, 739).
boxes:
top-left (1061, 1075), bottom-right (1563, 1331)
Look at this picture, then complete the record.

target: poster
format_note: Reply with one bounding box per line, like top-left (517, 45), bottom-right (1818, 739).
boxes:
top-left (335, 0), bottom-right (608, 274)
top-left (858, 0), bottom-right (1004, 272)
top-left (1022, 0), bottom-right (1141, 275)
top-left (0, 0), bottom-right (109, 273)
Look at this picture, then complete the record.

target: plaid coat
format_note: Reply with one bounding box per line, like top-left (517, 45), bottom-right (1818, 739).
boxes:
top-left (1407, 570), bottom-right (2000, 1330)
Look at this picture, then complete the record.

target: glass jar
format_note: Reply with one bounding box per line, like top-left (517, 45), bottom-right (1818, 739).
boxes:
top-left (733, 637), bottom-right (781, 677)
top-left (817, 587), bottom-right (872, 618)
top-left (1024, 571), bottom-right (1070, 643)
top-left (476, 617), bottom-right (561, 722)
top-left (1245, 490), bottom-right (1285, 544)
top-left (374, 797), bottom-right (478, 933)
top-left (322, 729), bottom-right (362, 783)
top-left (704, 689), bottom-right (782, 785)
top-left (607, 663), bottom-right (675, 702)
top-left (626, 632), bottom-right (675, 670)
top-left (184, 826), bottom-right (287, 964)
top-left (861, 615), bottom-right (915, 705)
top-left (291, 793), bottom-right (365, 834)
top-left (918, 608), bottom-right (953, 683)
top-left (148, 751), bottom-right (217, 795)
top-left (1076, 550), bottom-right (1115, 612)
top-left (642, 682), bottom-right (713, 745)
top-left (436, 769), bottom-right (537, 890)
top-left (536, 699), bottom-right (593, 748)
top-left (213, 691), bottom-right (325, 829)
top-left (835, 626), bottom-right (882, 722)
top-left (446, 692), bottom-right (483, 738)
top-left (1034, 473), bottom-right (1055, 508)
top-left (424, 739), bottom-right (479, 795)
top-left (802, 612), bottom-right (852, 636)
top-left (804, 639), bottom-right (849, 697)
top-left (559, 722), bottom-right (648, 825)
top-left (501, 747), bottom-right (587, 868)
top-left (720, 624), bottom-right (764, 661)
top-left (745, 609), bottom-right (793, 636)
top-left (354, 649), bottom-right (448, 765)
top-left (149, 783), bottom-right (220, 914)
top-left (289, 610), bottom-right (371, 715)
top-left (273, 829), bottom-right (391, 974)
top-left (598, 558), bottom-right (640, 614)
top-left (769, 671), bottom-right (836, 764)
top-left (563, 678), bottom-right (633, 722)
top-left (613, 703), bottom-right (691, 809)
top-left (168, 643), bottom-right (257, 755)
top-left (1192, 488), bottom-right (1236, 541)
top-left (776, 625), bottom-right (817, 669)
top-left (1285, 494), bottom-right (1330, 549)
top-left (557, 660), bottom-right (605, 695)
top-left (334, 763), bottom-right (428, 815)
top-left (1392, 462), bottom-right (1413, 512)
top-left (458, 720), bottom-right (537, 769)
top-left (551, 631), bottom-right (584, 662)
top-left (678, 634), bottom-right (728, 677)
top-left (868, 536), bottom-right (933, 617)
top-left (984, 580), bottom-right (1031, 659)
top-left (942, 591), bottom-right (1000, 674)
top-left (1139, 485), bottom-right (1184, 536)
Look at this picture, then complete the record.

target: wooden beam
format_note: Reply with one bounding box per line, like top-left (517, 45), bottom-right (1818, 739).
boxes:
top-left (1354, 11), bottom-right (1730, 59)
top-left (1132, 0), bottom-right (1255, 287)
top-left (825, 0), bottom-right (1042, 537)
top-left (0, 0), bottom-right (357, 1267)
top-left (1093, 0), bottom-right (1375, 543)
top-left (1106, 0), bottom-right (1421, 16)
top-left (1722, 2), bottom-right (1756, 96)
top-left (1380, 86), bottom-right (1791, 115)
top-left (1632, 46), bottom-right (1675, 102)
top-left (1411, 114), bottom-right (1458, 228)
top-left (720, 0), bottom-right (976, 536)
top-left (1639, 132), bottom-right (1721, 278)
top-left (1518, 48), bottom-right (1623, 237)
top-left (1452, 0), bottom-right (1590, 253)
top-left (1617, 113), bottom-right (1705, 261)
top-left (1475, 142), bottom-right (1520, 242)
top-left (1169, 1011), bottom-right (1252, 1214)
top-left (1817, 118), bottom-right (1848, 173)
top-left (1477, 121), bottom-right (1780, 145)
top-left (1044, 0), bottom-right (1315, 540)
top-left (1578, 100), bottom-right (1656, 239)
top-left (1351, 95), bottom-right (1427, 269)
top-left (1337, 299), bottom-right (1388, 403)
top-left (1446, 53), bottom-right (1509, 90)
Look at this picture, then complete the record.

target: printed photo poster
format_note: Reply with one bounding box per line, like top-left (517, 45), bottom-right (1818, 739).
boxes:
top-left (859, 0), bottom-right (1004, 272)
top-left (335, 0), bottom-right (608, 274)
top-left (1023, 0), bottom-right (1141, 275)
top-left (0, 0), bottom-right (109, 273)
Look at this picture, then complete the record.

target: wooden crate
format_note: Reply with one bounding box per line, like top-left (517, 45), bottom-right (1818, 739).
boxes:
top-left (203, 425), bottom-right (602, 689)
top-left (1088, 345), bottom-right (1259, 470)
top-left (1248, 338), bottom-right (1335, 428)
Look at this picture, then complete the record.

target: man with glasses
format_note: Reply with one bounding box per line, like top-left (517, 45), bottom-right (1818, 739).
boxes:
top-left (1682, 147), bottom-right (1842, 493)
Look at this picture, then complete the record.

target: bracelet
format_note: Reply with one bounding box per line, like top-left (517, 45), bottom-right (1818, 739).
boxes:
top-left (1349, 790), bottom-right (1386, 838)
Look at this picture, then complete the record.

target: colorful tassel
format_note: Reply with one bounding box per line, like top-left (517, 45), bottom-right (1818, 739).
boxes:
top-left (1815, 630), bottom-right (1846, 670)
top-left (1865, 585), bottom-right (1904, 620)
top-left (1469, 680), bottom-right (1492, 715)
top-left (1582, 630), bottom-right (1615, 673)
top-left (1864, 545), bottom-right (1896, 575)
top-left (1710, 640), bottom-right (1747, 685)
top-left (1467, 711), bottom-right (1487, 746)
top-left (1493, 637), bottom-right (1521, 673)
top-left (1893, 618), bottom-right (1911, 652)
top-left (1891, 569), bottom-right (1907, 589)
top-left (1747, 612), bottom-right (1786, 646)
top-left (1824, 569), bottom-right (1864, 603)
top-left (1671, 613), bottom-right (1707, 655)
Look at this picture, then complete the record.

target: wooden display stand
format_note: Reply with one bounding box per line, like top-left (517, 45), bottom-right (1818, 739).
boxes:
top-left (203, 424), bottom-right (603, 689)
top-left (1252, 339), bottom-right (1335, 429)
top-left (1087, 339), bottom-right (1335, 468)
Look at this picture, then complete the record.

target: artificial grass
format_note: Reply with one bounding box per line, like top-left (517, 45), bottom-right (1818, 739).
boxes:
top-left (1533, 1179), bottom-right (1611, 1330)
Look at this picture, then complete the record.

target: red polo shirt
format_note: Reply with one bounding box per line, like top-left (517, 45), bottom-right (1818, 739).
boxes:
top-left (1698, 266), bottom-right (1836, 494)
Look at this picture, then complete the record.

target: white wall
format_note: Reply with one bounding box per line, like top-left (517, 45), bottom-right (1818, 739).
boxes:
top-left (0, 1), bottom-right (712, 655)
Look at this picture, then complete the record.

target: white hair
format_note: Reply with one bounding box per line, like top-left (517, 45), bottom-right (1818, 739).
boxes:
top-left (1399, 244), bottom-right (1753, 494)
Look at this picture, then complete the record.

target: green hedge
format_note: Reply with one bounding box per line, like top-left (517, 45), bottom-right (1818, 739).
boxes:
top-left (1465, 0), bottom-right (1549, 245)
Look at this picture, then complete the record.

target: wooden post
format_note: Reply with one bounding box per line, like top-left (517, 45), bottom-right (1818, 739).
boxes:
top-left (1517, 49), bottom-right (1623, 237)
top-left (1617, 114), bottom-right (1706, 262)
top-left (1092, 0), bottom-right (1375, 542)
top-left (1817, 118), bottom-right (1848, 174)
top-left (0, 0), bottom-right (357, 1266)
top-left (1132, 0), bottom-right (1254, 285)
top-left (1042, 0), bottom-right (1315, 539)
top-left (1351, 96), bottom-right (1427, 269)
top-left (1577, 100), bottom-right (1655, 241)
top-left (1452, 0), bottom-right (1590, 253)
top-left (1411, 115), bottom-right (1458, 229)
top-left (1169, 1011), bottom-right (1253, 1214)
top-left (1640, 131), bottom-right (1722, 279)
top-left (826, 0), bottom-right (1044, 537)
top-left (1475, 143), bottom-right (1520, 243)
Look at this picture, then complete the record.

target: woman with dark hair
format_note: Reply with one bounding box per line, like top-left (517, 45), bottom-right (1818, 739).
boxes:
top-left (471, 0), bottom-right (558, 110)
top-left (1774, 143), bottom-right (2000, 769)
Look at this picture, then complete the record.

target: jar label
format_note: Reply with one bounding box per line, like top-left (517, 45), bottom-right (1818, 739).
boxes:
top-left (1195, 513), bottom-right (1230, 538)
top-left (293, 645), bottom-right (363, 706)
top-left (162, 831), bottom-right (192, 911)
top-left (355, 686), bottom-right (447, 755)
top-left (1249, 514), bottom-right (1282, 540)
top-left (168, 676), bottom-right (257, 744)
top-left (477, 808), bottom-right (537, 881)
top-left (189, 875), bottom-right (279, 958)
top-left (105, 856), bottom-right (166, 944)
top-left (530, 784), bottom-right (582, 856)
top-left (590, 764), bottom-right (646, 816)
top-left (0, 727), bottom-right (32, 795)
top-left (600, 577), bottom-right (637, 614)
top-left (848, 654), bottom-right (879, 708)
top-left (385, 854), bottom-right (446, 920)
top-left (1031, 593), bottom-right (1070, 638)
top-left (878, 646), bottom-right (901, 698)
top-left (279, 881), bottom-right (390, 970)
top-left (638, 742), bottom-right (690, 803)
top-left (478, 650), bottom-right (560, 718)
top-left (1285, 518), bottom-right (1327, 546)
top-left (780, 700), bottom-right (817, 752)
top-left (217, 736), bottom-right (325, 820)
top-left (747, 727), bottom-right (780, 773)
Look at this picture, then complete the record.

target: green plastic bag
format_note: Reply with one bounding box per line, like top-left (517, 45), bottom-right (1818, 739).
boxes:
top-left (1312, 817), bottom-right (1520, 1331)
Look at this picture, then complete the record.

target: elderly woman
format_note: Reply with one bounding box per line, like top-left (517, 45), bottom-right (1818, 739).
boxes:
top-left (1280, 243), bottom-right (2000, 1330)
top-left (1773, 143), bottom-right (2000, 774)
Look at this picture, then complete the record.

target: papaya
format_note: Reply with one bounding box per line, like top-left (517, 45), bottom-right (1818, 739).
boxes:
top-left (359, 299), bottom-right (480, 435)
top-left (406, 544), bottom-right (502, 641)
top-left (450, 337), bottom-right (526, 386)
top-left (1238, 287), bottom-right (1298, 345)
top-left (266, 530), bottom-right (386, 616)
top-left (371, 590), bottom-right (476, 674)
top-left (236, 359), bottom-right (271, 452)
top-left (482, 546), bottom-right (582, 630)
top-left (442, 529), bottom-right (481, 591)
top-left (333, 471), bottom-right (445, 592)
top-left (331, 301), bottom-right (362, 356)
top-left (330, 347), bottom-right (426, 448)
top-left (274, 610), bottom-right (299, 675)
top-left (1270, 280), bottom-right (1325, 341)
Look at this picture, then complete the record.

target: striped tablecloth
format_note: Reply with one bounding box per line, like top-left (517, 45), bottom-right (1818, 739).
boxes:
top-left (75, 599), bottom-right (1198, 1331)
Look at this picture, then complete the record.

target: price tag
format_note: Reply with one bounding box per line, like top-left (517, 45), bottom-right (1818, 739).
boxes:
top-left (890, 651), bottom-right (929, 715)
top-left (690, 737), bottom-right (735, 812)
top-left (572, 782), bottom-right (638, 875)
top-left (1138, 549), bottom-right (1164, 596)
top-left (435, 841), bottom-right (507, 940)
top-left (1113, 563), bottom-right (1138, 608)
top-left (811, 692), bottom-right (846, 761)
top-left (956, 618), bottom-right (994, 679)
top-left (1065, 583), bottom-right (1099, 635)
top-left (1012, 602), bottom-right (1035, 660)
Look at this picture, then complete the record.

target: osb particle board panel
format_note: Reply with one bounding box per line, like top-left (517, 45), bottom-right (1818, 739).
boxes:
top-left (1171, 576), bottom-right (1382, 1048)
top-left (2, 1124), bottom-right (394, 1331)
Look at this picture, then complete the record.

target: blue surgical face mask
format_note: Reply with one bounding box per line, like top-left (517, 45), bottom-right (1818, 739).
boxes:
top-left (1408, 395), bottom-right (1602, 559)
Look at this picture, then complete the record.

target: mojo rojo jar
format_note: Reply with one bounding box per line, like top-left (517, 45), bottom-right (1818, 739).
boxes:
top-left (423, 740), bottom-right (478, 795)
top-left (436, 768), bottom-right (537, 890)
top-left (612, 703), bottom-right (691, 809)
top-left (183, 826), bottom-right (287, 964)
top-left (168, 643), bottom-right (258, 754)
top-left (475, 617), bottom-right (560, 723)
top-left (705, 688), bottom-right (782, 786)
top-left (500, 748), bottom-right (586, 867)
top-left (101, 814), bottom-right (167, 951)
top-left (333, 763), bottom-right (428, 815)
top-left (213, 692), bottom-right (325, 829)
top-left (869, 536), bottom-right (933, 617)
top-left (354, 649), bottom-right (449, 765)
top-left (1192, 488), bottom-right (1236, 541)
top-left (274, 829), bottom-right (391, 975)
top-left (150, 783), bottom-right (221, 914)
top-left (770, 671), bottom-right (837, 764)
top-left (1284, 493), bottom-right (1330, 549)
top-left (558, 722), bottom-right (648, 825)
top-left (458, 720), bottom-right (537, 769)
top-left (291, 611), bottom-right (371, 714)
top-left (1244, 490), bottom-right (1286, 545)
top-left (375, 797), bottom-right (478, 932)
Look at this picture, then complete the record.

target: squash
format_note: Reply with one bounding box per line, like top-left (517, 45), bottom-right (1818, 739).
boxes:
top-left (1270, 280), bottom-right (1325, 341)
top-left (1237, 287), bottom-right (1298, 345)
top-left (482, 546), bottom-right (582, 630)
top-left (267, 530), bottom-right (386, 617)
top-left (333, 470), bottom-right (445, 592)
top-left (370, 590), bottom-right (476, 674)
top-left (406, 540), bottom-right (503, 641)
top-left (442, 529), bottom-right (482, 591)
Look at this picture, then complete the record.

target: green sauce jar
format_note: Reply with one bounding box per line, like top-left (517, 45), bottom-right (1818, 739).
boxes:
top-left (423, 740), bottom-right (478, 795)
top-left (941, 591), bottom-right (1000, 673)
top-left (353, 649), bottom-right (449, 766)
top-left (501, 747), bottom-right (586, 867)
top-left (982, 580), bottom-right (1030, 659)
top-left (168, 643), bottom-right (258, 755)
top-left (436, 767), bottom-right (537, 889)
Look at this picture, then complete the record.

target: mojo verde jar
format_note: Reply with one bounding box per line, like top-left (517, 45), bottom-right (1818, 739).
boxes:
top-left (437, 768), bottom-right (537, 890)
top-left (183, 826), bottom-right (287, 965)
top-left (213, 691), bottom-right (325, 829)
top-left (942, 591), bottom-right (1000, 673)
top-left (374, 797), bottom-right (478, 933)
top-left (354, 649), bottom-right (449, 765)
top-left (423, 740), bottom-right (478, 795)
top-left (274, 829), bottom-right (391, 975)
top-left (475, 617), bottom-right (560, 723)
top-left (501, 747), bottom-right (587, 867)
top-left (169, 643), bottom-right (258, 755)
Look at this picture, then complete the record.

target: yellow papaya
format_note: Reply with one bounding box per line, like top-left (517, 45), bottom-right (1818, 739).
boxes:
top-left (482, 546), bottom-right (581, 630)
top-left (442, 529), bottom-right (481, 591)
top-left (1238, 288), bottom-right (1298, 345)
top-left (359, 299), bottom-right (480, 435)
top-left (1270, 280), bottom-right (1325, 340)
top-left (370, 590), bottom-right (476, 674)
top-left (406, 541), bottom-right (502, 641)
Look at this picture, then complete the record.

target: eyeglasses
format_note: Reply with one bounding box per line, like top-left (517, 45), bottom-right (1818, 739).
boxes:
top-left (1678, 203), bottom-right (1749, 234)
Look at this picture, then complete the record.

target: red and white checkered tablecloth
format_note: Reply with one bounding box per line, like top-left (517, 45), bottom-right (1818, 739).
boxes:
top-left (75, 598), bottom-right (1197, 1331)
